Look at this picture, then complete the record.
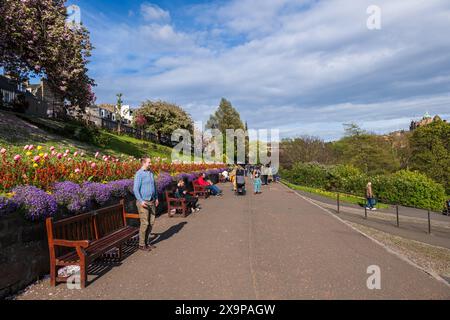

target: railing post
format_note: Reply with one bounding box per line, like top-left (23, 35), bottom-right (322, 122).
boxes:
top-left (428, 209), bottom-right (431, 234)
top-left (364, 206), bottom-right (367, 219)
top-left (396, 205), bottom-right (399, 227)
top-left (337, 192), bottom-right (340, 213)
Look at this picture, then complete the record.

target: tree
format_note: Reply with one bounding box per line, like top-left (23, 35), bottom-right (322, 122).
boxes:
top-left (0, 0), bottom-right (95, 112)
top-left (133, 100), bottom-right (193, 143)
top-left (206, 98), bottom-right (245, 162)
top-left (333, 124), bottom-right (400, 175)
top-left (206, 98), bottom-right (245, 132)
top-left (280, 136), bottom-right (335, 169)
top-left (409, 120), bottom-right (450, 194)
top-left (115, 93), bottom-right (123, 134)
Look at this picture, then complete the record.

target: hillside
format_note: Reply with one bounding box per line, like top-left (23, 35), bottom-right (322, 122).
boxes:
top-left (0, 110), bottom-right (174, 160)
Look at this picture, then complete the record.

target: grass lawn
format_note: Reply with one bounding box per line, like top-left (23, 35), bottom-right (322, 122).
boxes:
top-left (0, 110), bottom-right (174, 160)
top-left (282, 180), bottom-right (389, 209)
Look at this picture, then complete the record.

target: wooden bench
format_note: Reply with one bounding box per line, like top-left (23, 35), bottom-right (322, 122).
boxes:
top-left (165, 190), bottom-right (192, 217)
top-left (45, 200), bottom-right (139, 288)
top-left (192, 181), bottom-right (210, 199)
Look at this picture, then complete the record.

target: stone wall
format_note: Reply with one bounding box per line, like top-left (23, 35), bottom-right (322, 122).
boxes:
top-left (0, 211), bottom-right (49, 299)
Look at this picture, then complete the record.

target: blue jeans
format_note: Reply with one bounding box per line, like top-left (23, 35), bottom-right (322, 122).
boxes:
top-left (207, 185), bottom-right (222, 195)
top-left (366, 197), bottom-right (375, 208)
top-left (254, 178), bottom-right (261, 193)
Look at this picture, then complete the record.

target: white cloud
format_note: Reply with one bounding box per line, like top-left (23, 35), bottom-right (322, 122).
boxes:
top-left (140, 3), bottom-right (170, 22)
top-left (84, 0), bottom-right (450, 140)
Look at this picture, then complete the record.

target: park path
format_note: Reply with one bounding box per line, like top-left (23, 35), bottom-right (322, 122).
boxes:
top-left (18, 181), bottom-right (450, 299)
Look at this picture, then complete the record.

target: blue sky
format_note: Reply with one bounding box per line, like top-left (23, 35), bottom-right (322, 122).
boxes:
top-left (67, 0), bottom-right (450, 140)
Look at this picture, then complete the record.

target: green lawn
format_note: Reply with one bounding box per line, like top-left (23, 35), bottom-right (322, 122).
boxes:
top-left (0, 110), bottom-right (174, 160)
top-left (282, 180), bottom-right (389, 209)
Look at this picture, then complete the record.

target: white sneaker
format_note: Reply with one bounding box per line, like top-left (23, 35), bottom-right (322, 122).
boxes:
top-left (371, 208), bottom-right (377, 211)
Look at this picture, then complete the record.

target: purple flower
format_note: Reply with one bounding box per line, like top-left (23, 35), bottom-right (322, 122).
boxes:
top-left (81, 182), bottom-right (113, 206)
top-left (0, 197), bottom-right (17, 217)
top-left (107, 179), bottom-right (134, 198)
top-left (156, 172), bottom-right (173, 194)
top-left (53, 181), bottom-right (92, 214)
top-left (12, 186), bottom-right (57, 221)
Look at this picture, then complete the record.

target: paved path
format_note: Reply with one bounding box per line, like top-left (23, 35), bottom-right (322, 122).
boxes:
top-left (18, 182), bottom-right (450, 299)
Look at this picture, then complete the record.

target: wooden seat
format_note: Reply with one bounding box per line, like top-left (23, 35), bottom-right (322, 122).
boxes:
top-left (46, 200), bottom-right (139, 288)
top-left (192, 181), bottom-right (210, 199)
top-left (165, 190), bottom-right (192, 217)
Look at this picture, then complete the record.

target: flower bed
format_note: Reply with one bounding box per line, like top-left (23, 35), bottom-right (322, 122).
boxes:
top-left (0, 146), bottom-right (227, 221)
top-left (0, 144), bottom-right (225, 193)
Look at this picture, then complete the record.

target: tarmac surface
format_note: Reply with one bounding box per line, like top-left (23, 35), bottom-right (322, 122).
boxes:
top-left (18, 181), bottom-right (450, 300)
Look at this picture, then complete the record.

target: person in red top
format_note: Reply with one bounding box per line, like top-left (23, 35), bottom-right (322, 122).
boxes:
top-left (196, 173), bottom-right (222, 196)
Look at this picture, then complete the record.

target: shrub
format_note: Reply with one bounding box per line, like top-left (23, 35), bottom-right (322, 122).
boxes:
top-left (373, 170), bottom-right (446, 211)
top-left (329, 164), bottom-right (368, 196)
top-left (286, 162), bottom-right (330, 189)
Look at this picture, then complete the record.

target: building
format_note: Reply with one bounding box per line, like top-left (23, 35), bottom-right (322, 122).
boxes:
top-left (0, 75), bottom-right (48, 117)
top-left (410, 112), bottom-right (445, 131)
top-left (26, 79), bottom-right (64, 118)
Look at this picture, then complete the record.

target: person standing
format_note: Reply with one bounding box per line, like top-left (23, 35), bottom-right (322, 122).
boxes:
top-left (253, 166), bottom-right (262, 194)
top-left (366, 182), bottom-right (376, 211)
top-left (133, 157), bottom-right (159, 251)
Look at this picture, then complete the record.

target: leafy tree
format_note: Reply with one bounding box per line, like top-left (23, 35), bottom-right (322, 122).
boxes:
top-left (280, 135), bottom-right (335, 169)
top-left (332, 124), bottom-right (400, 175)
top-left (0, 0), bottom-right (95, 112)
top-left (206, 98), bottom-right (245, 162)
top-left (409, 120), bottom-right (450, 194)
top-left (134, 100), bottom-right (193, 143)
top-left (206, 98), bottom-right (244, 132)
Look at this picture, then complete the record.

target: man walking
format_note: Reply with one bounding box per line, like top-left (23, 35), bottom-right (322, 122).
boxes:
top-left (133, 157), bottom-right (159, 251)
top-left (366, 181), bottom-right (376, 211)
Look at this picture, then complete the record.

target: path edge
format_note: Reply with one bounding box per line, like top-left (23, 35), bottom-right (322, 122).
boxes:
top-left (279, 182), bottom-right (450, 290)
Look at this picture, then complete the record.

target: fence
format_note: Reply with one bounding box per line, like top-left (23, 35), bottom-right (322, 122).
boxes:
top-left (87, 115), bottom-right (178, 148)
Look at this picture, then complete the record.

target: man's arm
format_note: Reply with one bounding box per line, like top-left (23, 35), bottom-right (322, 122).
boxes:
top-left (133, 172), bottom-right (144, 203)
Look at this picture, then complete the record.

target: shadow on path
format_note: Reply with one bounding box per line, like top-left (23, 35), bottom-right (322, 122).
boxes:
top-left (151, 222), bottom-right (188, 245)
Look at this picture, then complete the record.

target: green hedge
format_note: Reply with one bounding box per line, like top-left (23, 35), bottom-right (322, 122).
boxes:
top-left (281, 162), bottom-right (446, 211)
top-left (373, 170), bottom-right (446, 211)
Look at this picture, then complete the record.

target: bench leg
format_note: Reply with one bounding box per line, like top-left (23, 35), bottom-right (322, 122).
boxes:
top-left (50, 262), bottom-right (56, 286)
top-left (80, 258), bottom-right (87, 288)
top-left (118, 245), bottom-right (123, 260)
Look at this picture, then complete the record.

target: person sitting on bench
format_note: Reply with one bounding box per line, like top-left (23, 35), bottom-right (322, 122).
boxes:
top-left (197, 173), bottom-right (223, 196)
top-left (175, 179), bottom-right (200, 213)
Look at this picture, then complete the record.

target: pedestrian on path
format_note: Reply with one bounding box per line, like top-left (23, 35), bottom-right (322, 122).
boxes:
top-left (133, 156), bottom-right (159, 251)
top-left (253, 166), bottom-right (262, 194)
top-left (366, 181), bottom-right (376, 211)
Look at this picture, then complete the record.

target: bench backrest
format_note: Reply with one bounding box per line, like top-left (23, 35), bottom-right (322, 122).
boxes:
top-left (94, 203), bottom-right (126, 238)
top-left (46, 202), bottom-right (127, 256)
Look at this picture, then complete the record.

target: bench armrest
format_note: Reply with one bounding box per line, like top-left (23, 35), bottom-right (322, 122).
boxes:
top-left (53, 239), bottom-right (90, 248)
top-left (125, 213), bottom-right (139, 219)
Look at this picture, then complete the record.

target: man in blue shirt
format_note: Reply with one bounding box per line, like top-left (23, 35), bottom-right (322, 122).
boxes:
top-left (133, 156), bottom-right (159, 251)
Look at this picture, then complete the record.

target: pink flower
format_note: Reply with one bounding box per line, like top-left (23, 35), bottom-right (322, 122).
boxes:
top-left (57, 153), bottom-right (63, 159)
top-left (91, 162), bottom-right (97, 169)
top-left (0, 148), bottom-right (6, 154)
top-left (14, 154), bottom-right (21, 162)
top-left (74, 168), bottom-right (81, 174)
top-left (68, 158), bottom-right (72, 162)
top-left (29, 145), bottom-right (35, 150)
top-left (50, 146), bottom-right (55, 151)
top-left (33, 156), bottom-right (41, 163)
top-left (73, 151), bottom-right (78, 157)
top-left (95, 152), bottom-right (100, 158)
top-left (43, 153), bottom-right (49, 159)
top-left (65, 149), bottom-right (70, 154)
top-left (81, 152), bottom-right (85, 157)
top-left (24, 145), bottom-right (29, 150)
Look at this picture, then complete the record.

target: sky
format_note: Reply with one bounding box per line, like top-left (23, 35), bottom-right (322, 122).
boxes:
top-left (67, 0), bottom-right (450, 141)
